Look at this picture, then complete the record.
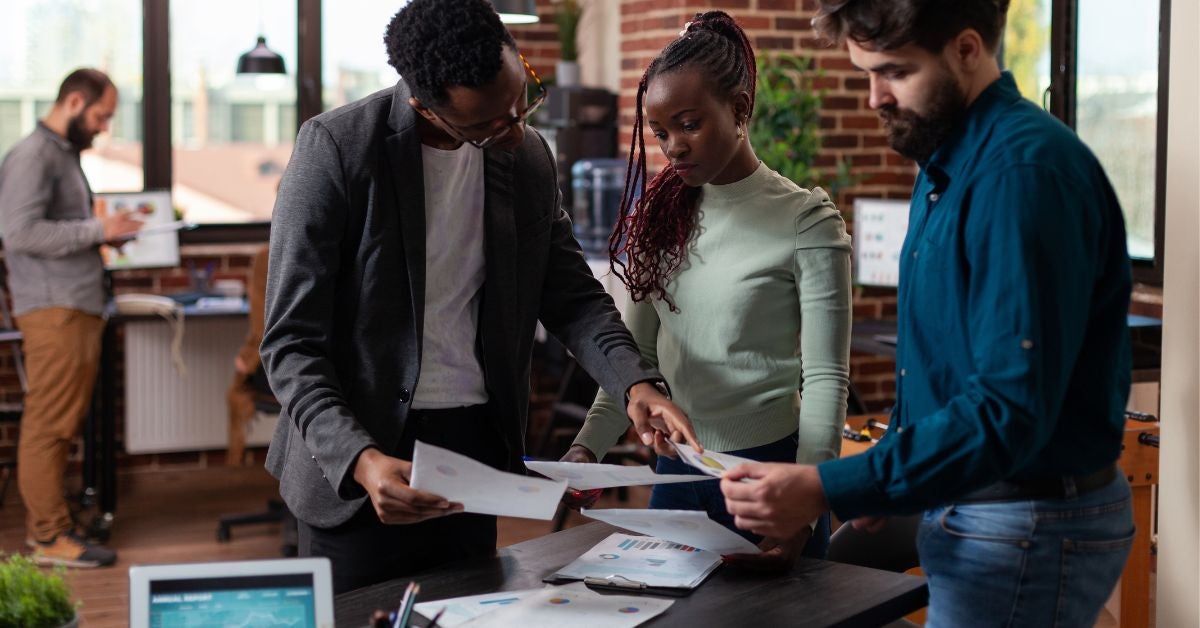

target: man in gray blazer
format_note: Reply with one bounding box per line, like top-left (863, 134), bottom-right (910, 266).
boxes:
top-left (262, 0), bottom-right (696, 593)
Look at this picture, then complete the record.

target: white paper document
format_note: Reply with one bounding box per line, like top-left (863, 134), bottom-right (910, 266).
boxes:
top-left (459, 583), bottom-right (673, 628)
top-left (412, 589), bottom-right (541, 628)
top-left (550, 532), bottom-right (721, 589)
top-left (523, 460), bottom-right (711, 490)
top-left (409, 441), bottom-right (567, 520)
top-left (582, 508), bottom-right (761, 555)
top-left (669, 441), bottom-right (758, 478)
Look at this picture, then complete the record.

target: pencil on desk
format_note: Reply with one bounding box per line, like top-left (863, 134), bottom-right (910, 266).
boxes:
top-left (399, 583), bottom-right (420, 628)
top-left (391, 582), bottom-right (416, 628)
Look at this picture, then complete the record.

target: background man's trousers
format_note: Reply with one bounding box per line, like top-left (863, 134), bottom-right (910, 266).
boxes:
top-left (16, 308), bottom-right (104, 541)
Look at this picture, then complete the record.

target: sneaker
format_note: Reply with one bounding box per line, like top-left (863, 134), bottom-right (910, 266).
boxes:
top-left (31, 531), bottom-right (117, 568)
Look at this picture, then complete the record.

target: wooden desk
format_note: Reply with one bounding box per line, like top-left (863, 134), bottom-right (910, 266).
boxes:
top-left (335, 522), bottom-right (928, 627)
top-left (841, 415), bottom-right (1160, 628)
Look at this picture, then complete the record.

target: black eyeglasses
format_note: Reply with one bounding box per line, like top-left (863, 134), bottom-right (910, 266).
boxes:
top-left (427, 52), bottom-right (546, 149)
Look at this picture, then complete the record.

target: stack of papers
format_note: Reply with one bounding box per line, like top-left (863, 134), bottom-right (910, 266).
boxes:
top-left (549, 532), bottom-right (721, 591)
top-left (523, 460), bottom-right (710, 490)
top-left (412, 590), bottom-right (541, 628)
top-left (410, 441), bottom-right (568, 520)
top-left (582, 508), bottom-right (761, 555)
top-left (418, 583), bottom-right (673, 628)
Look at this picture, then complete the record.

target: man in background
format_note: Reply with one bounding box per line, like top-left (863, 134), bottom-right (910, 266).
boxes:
top-left (0, 68), bottom-right (144, 568)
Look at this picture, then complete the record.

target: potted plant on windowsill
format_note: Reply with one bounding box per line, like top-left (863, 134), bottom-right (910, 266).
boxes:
top-left (553, 0), bottom-right (582, 87)
top-left (0, 555), bottom-right (80, 628)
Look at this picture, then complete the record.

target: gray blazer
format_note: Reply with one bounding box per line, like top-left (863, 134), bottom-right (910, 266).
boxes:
top-left (262, 81), bottom-right (657, 528)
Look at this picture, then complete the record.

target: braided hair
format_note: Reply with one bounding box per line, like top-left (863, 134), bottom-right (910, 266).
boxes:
top-left (609, 11), bottom-right (757, 310)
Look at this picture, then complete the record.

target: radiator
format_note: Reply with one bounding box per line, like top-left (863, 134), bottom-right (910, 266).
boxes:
top-left (124, 317), bottom-right (277, 454)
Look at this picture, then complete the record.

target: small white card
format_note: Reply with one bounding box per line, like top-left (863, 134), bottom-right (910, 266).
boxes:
top-left (582, 508), bottom-right (761, 555)
top-left (459, 583), bottom-right (673, 628)
top-left (412, 589), bottom-right (541, 628)
top-left (523, 460), bottom-right (710, 490)
top-left (410, 441), bottom-right (567, 520)
top-left (669, 441), bottom-right (758, 478)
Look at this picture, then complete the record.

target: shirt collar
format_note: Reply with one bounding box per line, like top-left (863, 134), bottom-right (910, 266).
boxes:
top-left (36, 121), bottom-right (77, 153)
top-left (924, 72), bottom-right (1024, 186)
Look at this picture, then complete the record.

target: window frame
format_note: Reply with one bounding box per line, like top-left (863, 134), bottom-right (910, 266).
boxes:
top-left (1047, 0), bottom-right (1170, 286)
top-left (142, 0), bottom-right (321, 244)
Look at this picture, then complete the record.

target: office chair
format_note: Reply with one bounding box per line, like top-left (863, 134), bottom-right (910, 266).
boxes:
top-left (826, 513), bottom-right (923, 628)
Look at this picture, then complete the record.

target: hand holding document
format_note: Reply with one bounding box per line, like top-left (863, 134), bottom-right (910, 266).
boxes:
top-left (523, 460), bottom-right (710, 491)
top-left (582, 508), bottom-right (761, 555)
top-left (410, 441), bottom-right (567, 520)
top-left (457, 583), bottom-right (673, 628)
top-left (669, 441), bottom-right (758, 478)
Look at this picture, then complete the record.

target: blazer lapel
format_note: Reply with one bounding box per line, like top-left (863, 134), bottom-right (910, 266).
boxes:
top-left (385, 82), bottom-right (427, 357)
top-left (481, 146), bottom-right (518, 391)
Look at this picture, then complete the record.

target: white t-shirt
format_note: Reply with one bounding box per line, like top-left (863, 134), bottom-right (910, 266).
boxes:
top-left (412, 143), bottom-right (489, 409)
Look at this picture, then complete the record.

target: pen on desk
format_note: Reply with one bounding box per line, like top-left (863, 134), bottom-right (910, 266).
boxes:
top-left (399, 583), bottom-right (420, 628)
top-left (391, 582), bottom-right (415, 628)
top-left (426, 608), bottom-right (446, 628)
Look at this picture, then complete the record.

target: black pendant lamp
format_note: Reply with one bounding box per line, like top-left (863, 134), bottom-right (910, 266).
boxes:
top-left (237, 36), bottom-right (286, 74)
top-left (493, 0), bottom-right (539, 24)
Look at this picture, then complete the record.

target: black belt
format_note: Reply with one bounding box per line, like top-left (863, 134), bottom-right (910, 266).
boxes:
top-left (956, 465), bottom-right (1117, 503)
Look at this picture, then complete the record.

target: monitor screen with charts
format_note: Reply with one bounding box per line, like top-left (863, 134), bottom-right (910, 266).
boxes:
top-left (128, 558), bottom-right (334, 628)
top-left (853, 198), bottom-right (910, 288)
top-left (94, 190), bottom-right (181, 271)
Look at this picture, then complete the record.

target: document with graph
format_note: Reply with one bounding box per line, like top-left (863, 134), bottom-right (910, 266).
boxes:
top-left (546, 532), bottom-right (722, 593)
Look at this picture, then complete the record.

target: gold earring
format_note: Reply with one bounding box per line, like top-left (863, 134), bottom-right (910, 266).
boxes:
top-left (737, 125), bottom-right (745, 140)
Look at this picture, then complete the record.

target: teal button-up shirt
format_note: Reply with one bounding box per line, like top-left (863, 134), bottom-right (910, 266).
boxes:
top-left (820, 73), bottom-right (1132, 519)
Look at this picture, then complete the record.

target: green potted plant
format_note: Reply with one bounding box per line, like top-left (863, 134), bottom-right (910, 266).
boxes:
top-left (553, 0), bottom-right (582, 87)
top-left (751, 52), bottom-right (859, 205)
top-left (0, 555), bottom-right (79, 628)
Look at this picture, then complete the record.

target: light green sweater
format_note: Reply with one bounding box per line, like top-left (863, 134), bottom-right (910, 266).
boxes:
top-left (574, 163), bottom-right (853, 464)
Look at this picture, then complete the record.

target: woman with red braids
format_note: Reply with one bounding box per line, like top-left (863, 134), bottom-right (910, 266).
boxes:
top-left (564, 11), bottom-right (852, 566)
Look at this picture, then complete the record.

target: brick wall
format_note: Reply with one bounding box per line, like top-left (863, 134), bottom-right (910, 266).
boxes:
top-left (508, 0), bottom-right (564, 81)
top-left (618, 0), bottom-right (914, 411)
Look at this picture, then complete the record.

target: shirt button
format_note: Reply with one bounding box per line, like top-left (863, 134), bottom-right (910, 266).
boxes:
top-left (928, 193), bottom-right (940, 202)
top-left (399, 387), bottom-right (411, 403)
top-left (895, 426), bottom-right (905, 434)
top-left (900, 368), bottom-right (907, 376)
top-left (912, 250), bottom-right (919, 259)
top-left (1021, 339), bottom-right (1034, 350)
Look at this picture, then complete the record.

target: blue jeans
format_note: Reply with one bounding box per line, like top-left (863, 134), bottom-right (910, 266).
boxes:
top-left (918, 474), bottom-right (1134, 627)
top-left (650, 433), bottom-right (832, 558)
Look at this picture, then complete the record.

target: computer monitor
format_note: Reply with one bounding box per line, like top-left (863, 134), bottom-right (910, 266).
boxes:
top-left (853, 198), bottom-right (911, 288)
top-left (94, 189), bottom-right (181, 270)
top-left (129, 558), bottom-right (334, 628)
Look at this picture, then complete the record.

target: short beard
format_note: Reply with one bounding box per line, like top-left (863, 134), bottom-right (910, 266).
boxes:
top-left (66, 114), bottom-right (95, 150)
top-left (879, 71), bottom-right (968, 163)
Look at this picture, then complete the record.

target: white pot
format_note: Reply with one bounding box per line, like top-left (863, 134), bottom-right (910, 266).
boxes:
top-left (556, 60), bottom-right (581, 88)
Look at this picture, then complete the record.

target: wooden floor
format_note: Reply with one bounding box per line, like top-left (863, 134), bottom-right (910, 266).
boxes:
top-left (0, 465), bottom-right (651, 627)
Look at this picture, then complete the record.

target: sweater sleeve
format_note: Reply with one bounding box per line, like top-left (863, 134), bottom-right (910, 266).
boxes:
top-left (573, 295), bottom-right (662, 460)
top-left (793, 201), bottom-right (853, 466)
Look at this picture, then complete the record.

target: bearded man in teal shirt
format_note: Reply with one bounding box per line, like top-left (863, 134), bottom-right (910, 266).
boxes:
top-left (721, 1), bottom-right (1135, 625)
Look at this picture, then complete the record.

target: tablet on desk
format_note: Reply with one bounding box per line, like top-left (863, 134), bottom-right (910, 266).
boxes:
top-left (128, 558), bottom-right (334, 628)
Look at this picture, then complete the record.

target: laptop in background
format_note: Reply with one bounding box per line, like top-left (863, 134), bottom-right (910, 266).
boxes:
top-left (129, 557), bottom-right (334, 628)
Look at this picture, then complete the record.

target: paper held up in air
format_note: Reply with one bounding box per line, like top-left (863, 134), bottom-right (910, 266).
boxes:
top-left (410, 441), bottom-right (567, 520)
top-left (523, 460), bottom-right (711, 491)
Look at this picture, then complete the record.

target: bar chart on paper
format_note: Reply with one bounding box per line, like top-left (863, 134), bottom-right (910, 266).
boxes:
top-left (615, 537), bottom-right (699, 553)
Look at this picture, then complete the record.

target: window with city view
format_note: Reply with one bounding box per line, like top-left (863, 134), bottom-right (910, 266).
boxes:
top-left (322, 0), bottom-right (401, 113)
top-left (1076, 0), bottom-right (1161, 261)
top-left (0, 0), bottom-right (143, 193)
top-left (169, 0), bottom-right (296, 224)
